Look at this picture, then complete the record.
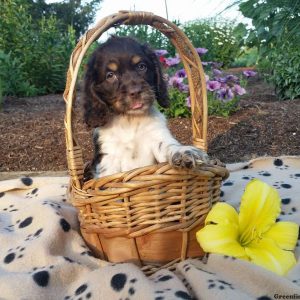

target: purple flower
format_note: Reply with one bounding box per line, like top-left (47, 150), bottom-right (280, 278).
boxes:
top-left (217, 77), bottom-right (227, 83)
top-left (175, 68), bottom-right (186, 78)
top-left (168, 76), bottom-right (188, 92)
top-left (180, 83), bottom-right (189, 92)
top-left (243, 70), bottom-right (257, 77)
top-left (205, 74), bottom-right (209, 82)
top-left (226, 74), bottom-right (239, 82)
top-left (227, 88), bottom-right (234, 100)
top-left (216, 88), bottom-right (227, 100)
top-left (169, 75), bottom-right (183, 86)
top-left (213, 69), bottom-right (222, 76)
top-left (154, 49), bottom-right (168, 56)
top-left (202, 61), bottom-right (208, 66)
top-left (216, 88), bottom-right (234, 102)
top-left (233, 84), bottom-right (246, 95)
top-left (206, 80), bottom-right (221, 91)
top-left (196, 47), bottom-right (208, 56)
top-left (186, 96), bottom-right (191, 107)
top-left (165, 56), bottom-right (181, 67)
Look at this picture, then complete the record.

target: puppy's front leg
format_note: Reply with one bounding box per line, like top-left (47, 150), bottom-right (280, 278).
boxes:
top-left (152, 127), bottom-right (209, 169)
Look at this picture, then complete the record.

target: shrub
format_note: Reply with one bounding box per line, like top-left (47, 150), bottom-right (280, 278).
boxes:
top-left (183, 19), bottom-right (241, 68)
top-left (161, 88), bottom-right (191, 118)
top-left (114, 24), bottom-right (178, 56)
top-left (238, 0), bottom-right (300, 99)
top-left (23, 18), bottom-right (76, 94)
top-left (268, 42), bottom-right (300, 100)
top-left (0, 0), bottom-right (76, 97)
top-left (0, 51), bottom-right (38, 98)
top-left (231, 47), bottom-right (258, 68)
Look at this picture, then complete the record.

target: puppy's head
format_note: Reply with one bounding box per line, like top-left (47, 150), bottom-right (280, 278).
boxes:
top-left (83, 36), bottom-right (169, 127)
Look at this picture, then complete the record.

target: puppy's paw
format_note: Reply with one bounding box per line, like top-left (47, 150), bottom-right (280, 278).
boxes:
top-left (169, 146), bottom-right (209, 169)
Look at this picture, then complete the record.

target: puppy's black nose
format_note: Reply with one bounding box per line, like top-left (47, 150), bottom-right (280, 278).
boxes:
top-left (128, 85), bottom-right (142, 98)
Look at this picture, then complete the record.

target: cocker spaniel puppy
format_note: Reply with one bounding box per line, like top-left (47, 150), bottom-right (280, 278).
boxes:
top-left (83, 36), bottom-right (209, 179)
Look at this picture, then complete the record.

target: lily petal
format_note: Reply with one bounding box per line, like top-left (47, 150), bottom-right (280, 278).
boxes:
top-left (245, 237), bottom-right (296, 275)
top-left (239, 179), bottom-right (281, 243)
top-left (264, 222), bottom-right (299, 251)
top-left (196, 224), bottom-right (246, 258)
top-left (205, 202), bottom-right (239, 226)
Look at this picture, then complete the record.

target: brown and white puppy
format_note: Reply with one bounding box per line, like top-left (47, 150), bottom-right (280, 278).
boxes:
top-left (83, 36), bottom-right (209, 179)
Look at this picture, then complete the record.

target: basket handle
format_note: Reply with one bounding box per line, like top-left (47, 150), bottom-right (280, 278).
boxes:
top-left (63, 10), bottom-right (208, 188)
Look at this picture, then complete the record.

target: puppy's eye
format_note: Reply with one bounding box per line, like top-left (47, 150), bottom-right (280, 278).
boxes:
top-left (136, 62), bottom-right (147, 72)
top-left (106, 71), bottom-right (117, 81)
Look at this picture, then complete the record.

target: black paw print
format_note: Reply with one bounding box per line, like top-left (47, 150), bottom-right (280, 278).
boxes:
top-left (273, 159), bottom-right (289, 170)
top-left (108, 272), bottom-right (140, 299)
top-left (222, 180), bottom-right (234, 187)
top-left (24, 228), bottom-right (43, 242)
top-left (258, 171), bottom-right (272, 177)
top-left (1, 204), bottom-right (18, 213)
top-left (207, 279), bottom-right (234, 290)
top-left (273, 181), bottom-right (292, 190)
top-left (241, 175), bottom-right (255, 180)
top-left (29, 265), bottom-right (54, 287)
top-left (64, 283), bottom-right (93, 300)
top-left (25, 188), bottom-right (39, 199)
top-left (281, 207), bottom-right (297, 216)
top-left (289, 173), bottom-right (300, 180)
top-left (4, 216), bottom-right (33, 233)
top-left (3, 245), bottom-right (26, 264)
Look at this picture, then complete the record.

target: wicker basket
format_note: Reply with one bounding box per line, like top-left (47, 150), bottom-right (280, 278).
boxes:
top-left (63, 10), bottom-right (229, 272)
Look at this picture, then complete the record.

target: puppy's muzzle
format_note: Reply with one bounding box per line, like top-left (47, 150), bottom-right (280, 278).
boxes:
top-left (128, 85), bottom-right (142, 99)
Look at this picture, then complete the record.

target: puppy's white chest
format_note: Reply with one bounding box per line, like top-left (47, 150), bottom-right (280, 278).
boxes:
top-left (97, 116), bottom-right (155, 175)
top-left (115, 130), bottom-right (140, 158)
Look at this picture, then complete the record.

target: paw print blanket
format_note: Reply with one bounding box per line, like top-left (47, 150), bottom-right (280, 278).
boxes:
top-left (0, 156), bottom-right (300, 300)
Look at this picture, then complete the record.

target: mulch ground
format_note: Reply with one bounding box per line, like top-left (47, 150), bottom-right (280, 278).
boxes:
top-left (0, 74), bottom-right (299, 172)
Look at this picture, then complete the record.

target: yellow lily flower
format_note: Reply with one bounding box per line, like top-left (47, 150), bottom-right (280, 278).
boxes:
top-left (196, 179), bottom-right (299, 275)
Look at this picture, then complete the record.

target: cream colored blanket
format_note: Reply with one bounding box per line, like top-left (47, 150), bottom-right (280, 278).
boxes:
top-left (0, 156), bottom-right (299, 300)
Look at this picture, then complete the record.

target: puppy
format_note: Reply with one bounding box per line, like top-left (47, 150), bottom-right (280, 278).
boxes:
top-left (83, 36), bottom-right (209, 179)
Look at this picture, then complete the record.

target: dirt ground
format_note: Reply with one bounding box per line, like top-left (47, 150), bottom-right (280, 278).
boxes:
top-left (0, 74), bottom-right (299, 172)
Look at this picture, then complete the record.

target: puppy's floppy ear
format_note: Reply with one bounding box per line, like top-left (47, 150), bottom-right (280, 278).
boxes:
top-left (83, 52), bottom-right (110, 128)
top-left (142, 44), bottom-right (169, 108)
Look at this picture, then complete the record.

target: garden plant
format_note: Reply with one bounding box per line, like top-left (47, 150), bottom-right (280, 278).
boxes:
top-left (155, 47), bottom-right (255, 118)
top-left (237, 0), bottom-right (300, 100)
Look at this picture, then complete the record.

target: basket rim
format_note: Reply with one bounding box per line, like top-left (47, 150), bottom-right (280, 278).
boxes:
top-left (82, 162), bottom-right (229, 189)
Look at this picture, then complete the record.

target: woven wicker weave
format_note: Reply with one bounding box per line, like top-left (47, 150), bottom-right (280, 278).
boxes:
top-left (63, 10), bottom-right (229, 273)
